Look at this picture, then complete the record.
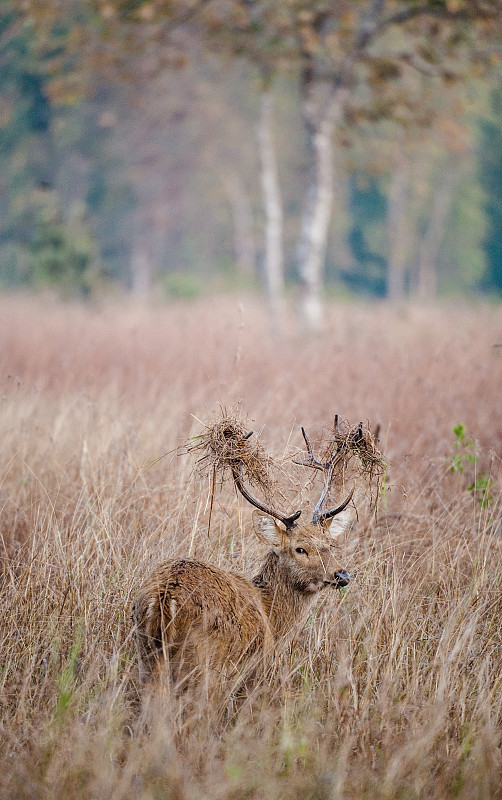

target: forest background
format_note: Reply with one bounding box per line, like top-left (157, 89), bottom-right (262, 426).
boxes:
top-left (3, 0), bottom-right (502, 332)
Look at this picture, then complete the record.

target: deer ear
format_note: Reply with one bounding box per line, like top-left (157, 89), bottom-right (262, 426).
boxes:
top-left (321, 507), bottom-right (354, 539)
top-left (252, 511), bottom-right (283, 547)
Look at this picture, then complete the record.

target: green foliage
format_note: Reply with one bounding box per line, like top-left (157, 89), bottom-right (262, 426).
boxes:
top-left (479, 88), bottom-right (502, 294)
top-left (163, 271), bottom-right (201, 300)
top-left (448, 423), bottom-right (493, 507)
top-left (0, 0), bottom-right (134, 292)
top-left (448, 423), bottom-right (477, 474)
top-left (53, 627), bottom-right (83, 724)
top-left (29, 193), bottom-right (97, 296)
top-left (466, 474), bottom-right (494, 507)
top-left (441, 163), bottom-right (489, 294)
top-left (0, 7), bottom-right (50, 284)
top-left (345, 174), bottom-right (387, 297)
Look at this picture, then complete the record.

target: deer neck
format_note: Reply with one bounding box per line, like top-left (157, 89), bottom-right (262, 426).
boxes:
top-left (251, 551), bottom-right (318, 640)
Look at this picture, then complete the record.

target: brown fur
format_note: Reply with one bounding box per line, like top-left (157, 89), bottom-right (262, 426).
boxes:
top-left (132, 510), bottom-right (351, 692)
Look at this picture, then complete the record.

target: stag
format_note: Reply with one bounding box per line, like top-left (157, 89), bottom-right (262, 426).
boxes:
top-left (132, 426), bottom-right (360, 693)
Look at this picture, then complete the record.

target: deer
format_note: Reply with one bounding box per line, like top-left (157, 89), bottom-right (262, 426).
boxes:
top-left (132, 425), bottom-right (362, 695)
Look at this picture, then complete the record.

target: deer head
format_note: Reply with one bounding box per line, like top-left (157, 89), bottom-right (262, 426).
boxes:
top-left (228, 424), bottom-right (359, 591)
top-left (251, 510), bottom-right (350, 593)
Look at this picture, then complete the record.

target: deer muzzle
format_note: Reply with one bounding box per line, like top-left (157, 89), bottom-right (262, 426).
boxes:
top-left (324, 569), bottom-right (350, 588)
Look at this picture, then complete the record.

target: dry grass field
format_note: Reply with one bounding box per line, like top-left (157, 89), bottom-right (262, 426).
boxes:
top-left (0, 293), bottom-right (501, 799)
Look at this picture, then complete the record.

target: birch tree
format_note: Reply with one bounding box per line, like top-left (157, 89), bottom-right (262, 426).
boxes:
top-left (257, 89), bottom-right (285, 333)
top-left (296, 1), bottom-right (502, 326)
top-left (220, 0), bottom-right (502, 328)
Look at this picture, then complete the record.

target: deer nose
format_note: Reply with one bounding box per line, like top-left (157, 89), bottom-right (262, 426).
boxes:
top-left (333, 570), bottom-right (350, 587)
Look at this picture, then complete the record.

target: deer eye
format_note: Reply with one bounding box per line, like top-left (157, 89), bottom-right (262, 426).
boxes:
top-left (295, 547), bottom-right (308, 555)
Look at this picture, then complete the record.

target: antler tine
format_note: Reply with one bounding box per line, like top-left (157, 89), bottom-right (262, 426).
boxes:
top-left (353, 421), bottom-right (363, 442)
top-left (316, 487), bottom-right (355, 524)
top-left (296, 426), bottom-right (345, 470)
top-left (299, 426), bottom-right (324, 469)
top-left (298, 424), bottom-right (356, 525)
top-left (314, 422), bottom-right (365, 523)
top-left (230, 433), bottom-right (301, 531)
top-left (312, 475), bottom-right (331, 522)
top-left (311, 458), bottom-right (347, 523)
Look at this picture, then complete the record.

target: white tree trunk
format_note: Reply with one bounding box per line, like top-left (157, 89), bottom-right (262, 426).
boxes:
top-left (257, 90), bottom-right (284, 335)
top-left (294, 0), bottom-right (386, 333)
top-left (296, 92), bottom-right (347, 334)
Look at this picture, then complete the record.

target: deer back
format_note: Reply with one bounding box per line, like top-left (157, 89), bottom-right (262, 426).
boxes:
top-left (132, 557), bottom-right (273, 684)
top-left (133, 510), bottom-right (350, 686)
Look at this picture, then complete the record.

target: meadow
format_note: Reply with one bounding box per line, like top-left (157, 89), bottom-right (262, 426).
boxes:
top-left (0, 293), bottom-right (501, 799)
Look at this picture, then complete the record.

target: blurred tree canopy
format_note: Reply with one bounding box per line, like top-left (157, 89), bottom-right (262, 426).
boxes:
top-left (2, 0), bottom-right (502, 311)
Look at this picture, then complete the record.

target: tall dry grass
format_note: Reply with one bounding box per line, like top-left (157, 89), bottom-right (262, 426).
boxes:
top-left (0, 293), bottom-right (501, 799)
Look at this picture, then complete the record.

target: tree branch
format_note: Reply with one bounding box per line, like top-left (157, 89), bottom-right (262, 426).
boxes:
top-left (354, 0), bottom-right (387, 51)
top-left (362, 50), bottom-right (458, 79)
top-left (376, 2), bottom-right (499, 35)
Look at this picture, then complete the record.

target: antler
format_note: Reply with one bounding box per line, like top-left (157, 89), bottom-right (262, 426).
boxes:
top-left (299, 419), bottom-right (362, 524)
top-left (228, 431), bottom-right (302, 531)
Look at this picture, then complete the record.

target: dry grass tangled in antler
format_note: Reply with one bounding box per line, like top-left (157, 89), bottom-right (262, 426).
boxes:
top-left (188, 410), bottom-right (386, 513)
top-left (324, 417), bottom-right (386, 485)
top-left (187, 408), bottom-right (276, 499)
